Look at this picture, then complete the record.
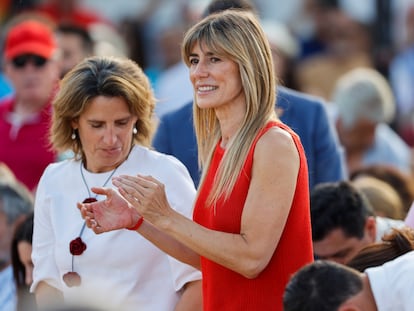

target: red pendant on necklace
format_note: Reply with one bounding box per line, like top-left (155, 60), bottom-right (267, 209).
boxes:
top-left (63, 197), bottom-right (97, 287)
top-left (83, 197), bottom-right (97, 203)
top-left (63, 271), bottom-right (82, 287)
top-left (69, 237), bottom-right (87, 255)
top-left (68, 198), bottom-right (96, 255)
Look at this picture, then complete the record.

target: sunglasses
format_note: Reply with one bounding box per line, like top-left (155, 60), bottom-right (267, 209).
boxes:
top-left (11, 54), bottom-right (48, 68)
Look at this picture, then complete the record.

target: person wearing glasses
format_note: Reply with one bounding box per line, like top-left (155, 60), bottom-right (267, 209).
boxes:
top-left (0, 16), bottom-right (60, 192)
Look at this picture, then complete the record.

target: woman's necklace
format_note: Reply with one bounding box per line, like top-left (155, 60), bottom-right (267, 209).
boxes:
top-left (62, 162), bottom-right (119, 287)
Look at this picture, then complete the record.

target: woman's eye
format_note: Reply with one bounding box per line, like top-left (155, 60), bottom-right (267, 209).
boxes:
top-left (116, 121), bottom-right (129, 127)
top-left (189, 58), bottom-right (199, 65)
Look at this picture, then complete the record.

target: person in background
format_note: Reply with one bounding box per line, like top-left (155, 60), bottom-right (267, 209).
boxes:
top-left (352, 175), bottom-right (405, 220)
top-left (55, 23), bottom-right (94, 79)
top-left (11, 212), bottom-right (36, 311)
top-left (0, 177), bottom-right (34, 311)
top-left (347, 226), bottom-right (414, 272)
top-left (350, 164), bottom-right (414, 217)
top-left (260, 18), bottom-right (299, 90)
top-left (283, 251), bottom-right (414, 311)
top-left (30, 56), bottom-right (202, 311)
top-left (0, 72), bottom-right (13, 100)
top-left (405, 202), bottom-right (414, 229)
top-left (0, 162), bottom-right (18, 184)
top-left (30, 0), bottom-right (112, 30)
top-left (152, 0), bottom-right (346, 189)
top-left (293, 0), bottom-right (373, 101)
top-left (0, 15), bottom-right (60, 192)
top-left (54, 23), bottom-right (95, 162)
top-left (389, 5), bottom-right (414, 147)
top-left (311, 181), bottom-right (405, 264)
top-left (331, 67), bottom-right (411, 176)
top-left (153, 22), bottom-right (193, 119)
top-left (79, 10), bottom-right (313, 311)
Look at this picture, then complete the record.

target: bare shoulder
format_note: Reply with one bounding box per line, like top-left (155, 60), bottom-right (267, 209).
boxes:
top-left (255, 126), bottom-right (298, 159)
top-left (252, 125), bottom-right (300, 187)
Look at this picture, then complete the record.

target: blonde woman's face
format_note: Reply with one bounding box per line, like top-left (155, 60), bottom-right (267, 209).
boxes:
top-left (72, 96), bottom-right (138, 172)
top-left (188, 43), bottom-right (244, 111)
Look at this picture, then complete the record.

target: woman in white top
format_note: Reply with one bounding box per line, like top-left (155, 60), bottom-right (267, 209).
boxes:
top-left (31, 56), bottom-right (202, 311)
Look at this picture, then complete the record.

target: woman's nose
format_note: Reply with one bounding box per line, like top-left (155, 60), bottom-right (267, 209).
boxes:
top-left (103, 128), bottom-right (117, 144)
top-left (191, 62), bottom-right (209, 79)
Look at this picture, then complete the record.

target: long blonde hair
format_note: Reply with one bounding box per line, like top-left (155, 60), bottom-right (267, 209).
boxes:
top-left (182, 10), bottom-right (277, 205)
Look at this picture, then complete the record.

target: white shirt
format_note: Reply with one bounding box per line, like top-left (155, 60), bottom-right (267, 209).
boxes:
top-left (375, 216), bottom-right (406, 241)
top-left (366, 250), bottom-right (414, 311)
top-left (363, 124), bottom-right (411, 174)
top-left (31, 145), bottom-right (201, 311)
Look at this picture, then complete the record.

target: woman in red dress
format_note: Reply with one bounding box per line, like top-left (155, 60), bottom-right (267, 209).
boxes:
top-left (79, 10), bottom-right (313, 311)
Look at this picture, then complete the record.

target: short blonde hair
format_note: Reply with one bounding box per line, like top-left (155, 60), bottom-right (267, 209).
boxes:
top-left (50, 56), bottom-right (156, 160)
top-left (352, 175), bottom-right (405, 220)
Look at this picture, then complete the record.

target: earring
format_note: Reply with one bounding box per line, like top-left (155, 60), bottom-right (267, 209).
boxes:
top-left (133, 127), bottom-right (138, 135)
top-left (71, 130), bottom-right (77, 140)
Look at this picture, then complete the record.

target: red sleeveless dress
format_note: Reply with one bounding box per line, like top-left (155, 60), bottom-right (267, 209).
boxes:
top-left (193, 121), bottom-right (313, 311)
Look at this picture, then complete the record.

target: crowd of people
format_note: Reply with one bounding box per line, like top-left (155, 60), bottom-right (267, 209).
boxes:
top-left (1, 0), bottom-right (414, 310)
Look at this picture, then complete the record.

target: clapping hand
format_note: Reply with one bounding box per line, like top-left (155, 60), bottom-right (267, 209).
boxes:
top-left (77, 187), bottom-right (141, 234)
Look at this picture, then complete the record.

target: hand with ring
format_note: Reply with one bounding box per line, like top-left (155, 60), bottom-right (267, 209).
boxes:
top-left (77, 187), bottom-right (141, 234)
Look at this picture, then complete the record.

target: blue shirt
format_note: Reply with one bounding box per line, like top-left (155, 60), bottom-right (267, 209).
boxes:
top-left (0, 265), bottom-right (17, 311)
top-left (0, 73), bottom-right (13, 101)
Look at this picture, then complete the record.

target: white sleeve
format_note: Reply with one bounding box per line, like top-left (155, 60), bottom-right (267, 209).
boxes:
top-left (30, 167), bottom-right (63, 293)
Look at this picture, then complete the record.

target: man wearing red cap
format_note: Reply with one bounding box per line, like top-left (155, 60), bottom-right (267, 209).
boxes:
top-left (0, 18), bottom-right (60, 192)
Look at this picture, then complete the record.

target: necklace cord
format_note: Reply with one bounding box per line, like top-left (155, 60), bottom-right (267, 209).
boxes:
top-left (70, 163), bottom-right (119, 272)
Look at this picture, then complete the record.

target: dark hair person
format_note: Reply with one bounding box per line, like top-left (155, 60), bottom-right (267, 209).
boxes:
top-left (284, 251), bottom-right (414, 311)
top-left (347, 226), bottom-right (414, 271)
top-left (11, 213), bottom-right (37, 311)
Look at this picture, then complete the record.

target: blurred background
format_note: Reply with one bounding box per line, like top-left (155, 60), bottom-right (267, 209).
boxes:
top-left (2, 0), bottom-right (414, 146)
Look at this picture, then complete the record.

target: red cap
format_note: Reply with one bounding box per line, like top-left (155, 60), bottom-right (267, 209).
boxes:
top-left (4, 20), bottom-right (57, 60)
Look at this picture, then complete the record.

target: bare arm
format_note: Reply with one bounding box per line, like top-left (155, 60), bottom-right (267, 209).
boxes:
top-left (174, 280), bottom-right (203, 311)
top-left (35, 281), bottom-right (63, 308)
top-left (80, 127), bottom-right (299, 278)
top-left (118, 128), bottom-right (299, 278)
top-left (78, 188), bottom-right (201, 269)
